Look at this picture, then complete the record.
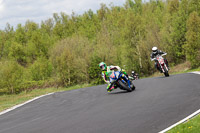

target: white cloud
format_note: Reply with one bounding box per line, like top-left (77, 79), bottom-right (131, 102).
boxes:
top-left (0, 0), bottom-right (127, 29)
top-left (0, 0), bottom-right (5, 13)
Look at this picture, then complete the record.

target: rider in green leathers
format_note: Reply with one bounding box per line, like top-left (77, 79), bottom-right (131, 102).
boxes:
top-left (99, 62), bottom-right (129, 92)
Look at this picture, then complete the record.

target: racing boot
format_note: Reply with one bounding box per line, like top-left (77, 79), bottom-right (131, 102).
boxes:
top-left (107, 86), bottom-right (115, 92)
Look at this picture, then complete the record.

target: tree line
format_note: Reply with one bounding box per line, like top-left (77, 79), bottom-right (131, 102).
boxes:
top-left (0, 0), bottom-right (199, 94)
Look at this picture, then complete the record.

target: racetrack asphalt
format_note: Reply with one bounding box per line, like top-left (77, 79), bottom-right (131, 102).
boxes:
top-left (0, 73), bottom-right (200, 133)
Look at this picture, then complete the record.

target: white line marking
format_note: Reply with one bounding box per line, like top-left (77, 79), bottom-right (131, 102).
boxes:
top-left (190, 71), bottom-right (200, 75)
top-left (159, 109), bottom-right (200, 133)
top-left (0, 92), bottom-right (54, 116)
top-left (159, 71), bottom-right (200, 133)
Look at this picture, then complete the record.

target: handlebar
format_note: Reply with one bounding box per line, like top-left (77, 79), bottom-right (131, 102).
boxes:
top-left (151, 53), bottom-right (167, 61)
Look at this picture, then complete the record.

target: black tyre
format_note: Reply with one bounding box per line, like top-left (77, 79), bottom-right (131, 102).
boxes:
top-left (131, 84), bottom-right (136, 91)
top-left (118, 80), bottom-right (132, 92)
top-left (164, 66), bottom-right (169, 77)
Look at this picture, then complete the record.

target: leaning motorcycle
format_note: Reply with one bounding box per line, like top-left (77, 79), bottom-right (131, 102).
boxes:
top-left (151, 53), bottom-right (169, 77)
top-left (109, 71), bottom-right (135, 92)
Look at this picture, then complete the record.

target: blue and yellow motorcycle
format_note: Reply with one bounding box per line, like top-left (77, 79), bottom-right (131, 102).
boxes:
top-left (109, 71), bottom-right (135, 92)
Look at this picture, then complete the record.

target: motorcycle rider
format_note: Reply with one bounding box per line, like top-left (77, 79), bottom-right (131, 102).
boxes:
top-left (99, 62), bottom-right (131, 92)
top-left (150, 47), bottom-right (169, 72)
top-left (131, 71), bottom-right (139, 80)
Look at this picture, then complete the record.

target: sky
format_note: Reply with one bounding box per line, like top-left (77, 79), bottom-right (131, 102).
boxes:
top-left (0, 0), bottom-right (130, 30)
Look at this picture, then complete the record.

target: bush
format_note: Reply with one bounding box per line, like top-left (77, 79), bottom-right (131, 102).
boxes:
top-left (0, 61), bottom-right (24, 94)
top-left (88, 55), bottom-right (104, 85)
top-left (29, 57), bottom-right (53, 81)
top-left (50, 36), bottom-right (91, 86)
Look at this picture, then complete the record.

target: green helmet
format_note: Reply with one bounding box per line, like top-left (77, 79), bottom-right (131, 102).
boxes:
top-left (99, 62), bottom-right (107, 70)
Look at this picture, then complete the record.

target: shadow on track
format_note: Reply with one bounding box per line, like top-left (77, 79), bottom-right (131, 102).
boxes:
top-left (156, 75), bottom-right (172, 79)
top-left (108, 90), bottom-right (132, 95)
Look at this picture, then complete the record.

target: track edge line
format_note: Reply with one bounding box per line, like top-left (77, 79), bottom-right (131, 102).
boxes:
top-left (190, 71), bottom-right (200, 75)
top-left (0, 92), bottom-right (55, 116)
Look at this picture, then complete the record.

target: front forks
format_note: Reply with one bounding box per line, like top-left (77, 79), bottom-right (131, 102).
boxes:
top-left (121, 74), bottom-right (131, 88)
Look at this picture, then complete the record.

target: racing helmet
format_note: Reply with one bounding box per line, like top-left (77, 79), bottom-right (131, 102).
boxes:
top-left (152, 47), bottom-right (158, 54)
top-left (99, 62), bottom-right (107, 70)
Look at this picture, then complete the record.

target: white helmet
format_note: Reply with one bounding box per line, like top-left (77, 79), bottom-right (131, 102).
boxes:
top-left (152, 47), bottom-right (158, 54)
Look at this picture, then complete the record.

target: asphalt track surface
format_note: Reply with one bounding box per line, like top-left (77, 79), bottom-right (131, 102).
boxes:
top-left (0, 73), bottom-right (200, 133)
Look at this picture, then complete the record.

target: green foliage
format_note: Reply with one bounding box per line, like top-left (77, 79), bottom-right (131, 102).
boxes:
top-left (0, 61), bottom-right (24, 94)
top-left (9, 42), bottom-right (27, 65)
top-left (15, 24), bottom-right (27, 44)
top-left (168, 0), bottom-right (188, 64)
top-left (30, 57), bottom-right (53, 81)
top-left (184, 11), bottom-right (200, 68)
top-left (88, 55), bottom-right (104, 84)
top-left (50, 36), bottom-right (91, 86)
top-left (167, 0), bottom-right (179, 14)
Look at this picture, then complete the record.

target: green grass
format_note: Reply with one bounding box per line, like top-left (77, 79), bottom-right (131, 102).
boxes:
top-left (0, 84), bottom-right (92, 112)
top-left (167, 115), bottom-right (200, 133)
top-left (171, 67), bottom-right (200, 75)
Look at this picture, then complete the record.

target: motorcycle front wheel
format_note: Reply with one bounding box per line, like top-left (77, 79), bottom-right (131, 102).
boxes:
top-left (163, 66), bottom-right (169, 77)
top-left (118, 80), bottom-right (132, 92)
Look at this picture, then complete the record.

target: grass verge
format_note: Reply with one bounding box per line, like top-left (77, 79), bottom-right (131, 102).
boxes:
top-left (0, 84), bottom-right (92, 112)
top-left (167, 115), bottom-right (200, 133)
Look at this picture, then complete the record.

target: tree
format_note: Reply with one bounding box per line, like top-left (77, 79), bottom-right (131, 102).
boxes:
top-left (50, 36), bottom-right (91, 86)
top-left (184, 11), bottom-right (200, 68)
